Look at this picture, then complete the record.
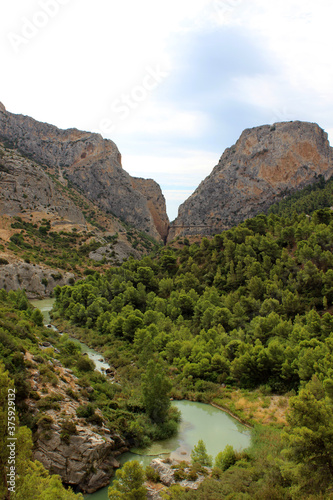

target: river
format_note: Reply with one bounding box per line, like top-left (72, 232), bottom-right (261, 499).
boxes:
top-left (30, 298), bottom-right (252, 499)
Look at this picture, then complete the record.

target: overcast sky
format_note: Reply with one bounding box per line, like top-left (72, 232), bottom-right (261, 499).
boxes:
top-left (2, 0), bottom-right (333, 220)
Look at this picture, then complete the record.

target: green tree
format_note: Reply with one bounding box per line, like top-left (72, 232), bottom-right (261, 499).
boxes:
top-left (31, 308), bottom-right (44, 327)
top-left (215, 444), bottom-right (236, 471)
top-left (191, 440), bottom-right (212, 467)
top-left (141, 360), bottom-right (172, 424)
top-left (281, 377), bottom-right (333, 496)
top-left (108, 460), bottom-right (146, 500)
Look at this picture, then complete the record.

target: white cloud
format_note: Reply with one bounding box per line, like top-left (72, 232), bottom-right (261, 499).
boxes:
top-left (2, 0), bottom-right (333, 219)
top-left (122, 149), bottom-right (218, 220)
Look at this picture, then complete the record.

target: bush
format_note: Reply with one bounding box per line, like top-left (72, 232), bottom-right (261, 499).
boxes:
top-left (77, 356), bottom-right (95, 372)
top-left (76, 404), bottom-right (95, 419)
top-left (215, 444), bottom-right (237, 471)
top-left (37, 414), bottom-right (54, 430)
top-left (145, 465), bottom-right (160, 483)
top-left (60, 419), bottom-right (78, 443)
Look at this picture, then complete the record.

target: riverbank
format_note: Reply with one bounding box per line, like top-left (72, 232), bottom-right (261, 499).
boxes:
top-left (43, 313), bottom-right (289, 430)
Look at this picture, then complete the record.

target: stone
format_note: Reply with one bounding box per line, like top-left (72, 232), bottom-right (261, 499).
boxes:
top-left (0, 260), bottom-right (74, 299)
top-left (150, 459), bottom-right (176, 486)
top-left (0, 104), bottom-right (169, 241)
top-left (169, 121), bottom-right (333, 240)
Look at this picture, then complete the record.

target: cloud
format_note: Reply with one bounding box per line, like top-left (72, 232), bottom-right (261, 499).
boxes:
top-left (122, 149), bottom-right (218, 220)
top-left (2, 0), bottom-right (333, 221)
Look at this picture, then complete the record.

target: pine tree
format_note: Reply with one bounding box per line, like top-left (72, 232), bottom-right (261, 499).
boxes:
top-left (191, 440), bottom-right (212, 467)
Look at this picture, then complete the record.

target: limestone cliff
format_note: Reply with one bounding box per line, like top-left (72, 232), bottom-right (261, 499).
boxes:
top-left (0, 138), bottom-right (86, 226)
top-left (131, 177), bottom-right (169, 242)
top-left (0, 103), bottom-right (169, 241)
top-left (169, 121), bottom-right (333, 240)
top-left (25, 350), bottom-right (127, 493)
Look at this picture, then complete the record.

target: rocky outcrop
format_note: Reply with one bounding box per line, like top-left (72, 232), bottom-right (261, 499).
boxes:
top-left (131, 177), bottom-right (170, 243)
top-left (35, 422), bottom-right (121, 493)
top-left (25, 351), bottom-right (127, 494)
top-left (169, 121), bottom-right (333, 240)
top-left (0, 103), bottom-right (169, 241)
top-left (149, 458), bottom-right (206, 490)
top-left (0, 260), bottom-right (74, 298)
top-left (89, 239), bottom-right (141, 263)
top-left (0, 140), bottom-right (85, 225)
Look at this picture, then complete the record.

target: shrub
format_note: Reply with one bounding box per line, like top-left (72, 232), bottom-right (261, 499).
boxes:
top-left (145, 466), bottom-right (160, 483)
top-left (37, 414), bottom-right (54, 430)
top-left (76, 404), bottom-right (95, 419)
top-left (61, 419), bottom-right (78, 437)
top-left (215, 444), bottom-right (237, 471)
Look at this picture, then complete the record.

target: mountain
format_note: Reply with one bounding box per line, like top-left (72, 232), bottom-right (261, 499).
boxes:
top-left (0, 102), bottom-right (169, 242)
top-left (168, 121), bottom-right (333, 240)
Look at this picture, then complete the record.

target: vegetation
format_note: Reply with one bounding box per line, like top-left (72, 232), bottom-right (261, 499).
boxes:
top-left (51, 204), bottom-right (333, 498)
top-left (3, 215), bottom-right (160, 277)
top-left (4, 176), bottom-right (333, 497)
top-left (190, 440), bottom-right (212, 467)
top-left (108, 460), bottom-right (147, 499)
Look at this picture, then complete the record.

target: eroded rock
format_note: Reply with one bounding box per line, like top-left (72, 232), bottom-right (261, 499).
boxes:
top-left (169, 121), bottom-right (333, 239)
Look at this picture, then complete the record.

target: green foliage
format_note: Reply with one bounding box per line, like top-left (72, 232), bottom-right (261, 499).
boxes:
top-left (141, 360), bottom-right (172, 424)
top-left (145, 465), bottom-right (160, 482)
top-left (215, 444), bottom-right (237, 471)
top-left (108, 460), bottom-right (147, 499)
top-left (49, 201), bottom-right (333, 499)
top-left (191, 440), bottom-right (213, 467)
top-left (281, 376), bottom-right (333, 496)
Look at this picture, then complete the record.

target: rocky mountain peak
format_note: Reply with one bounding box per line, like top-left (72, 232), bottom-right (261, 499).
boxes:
top-left (0, 104), bottom-right (169, 241)
top-left (168, 121), bottom-right (333, 240)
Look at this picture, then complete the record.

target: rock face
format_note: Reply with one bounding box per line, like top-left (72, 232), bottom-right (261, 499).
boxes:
top-left (89, 239), bottom-right (141, 263)
top-left (26, 351), bottom-right (127, 494)
top-left (169, 121), bottom-right (333, 240)
top-left (0, 260), bottom-right (74, 298)
top-left (35, 422), bottom-right (121, 494)
top-left (0, 140), bottom-right (85, 225)
top-left (0, 104), bottom-right (169, 241)
top-left (131, 177), bottom-right (170, 243)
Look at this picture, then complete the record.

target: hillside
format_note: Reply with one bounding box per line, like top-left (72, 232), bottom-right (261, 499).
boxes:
top-left (53, 206), bottom-right (333, 498)
top-left (169, 121), bottom-right (333, 240)
top-left (0, 107), bottom-right (167, 297)
top-left (0, 102), bottom-right (169, 242)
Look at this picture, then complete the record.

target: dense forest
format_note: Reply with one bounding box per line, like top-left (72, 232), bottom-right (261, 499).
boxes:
top-left (3, 176), bottom-right (333, 498)
top-left (51, 183), bottom-right (333, 498)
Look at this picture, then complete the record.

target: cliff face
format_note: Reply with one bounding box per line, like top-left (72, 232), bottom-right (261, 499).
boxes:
top-left (0, 103), bottom-right (169, 241)
top-left (25, 350), bottom-right (127, 493)
top-left (131, 177), bottom-right (170, 242)
top-left (169, 121), bottom-right (333, 240)
top-left (0, 139), bottom-right (86, 225)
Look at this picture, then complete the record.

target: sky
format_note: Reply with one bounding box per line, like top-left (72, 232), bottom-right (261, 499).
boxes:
top-left (2, 0), bottom-right (333, 220)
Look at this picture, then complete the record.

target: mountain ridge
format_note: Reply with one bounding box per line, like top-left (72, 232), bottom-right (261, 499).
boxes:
top-left (0, 102), bottom-right (169, 242)
top-left (168, 120), bottom-right (333, 240)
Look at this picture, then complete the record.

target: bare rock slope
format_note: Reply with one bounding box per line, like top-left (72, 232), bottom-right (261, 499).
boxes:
top-left (169, 121), bottom-right (333, 239)
top-left (0, 103), bottom-right (169, 241)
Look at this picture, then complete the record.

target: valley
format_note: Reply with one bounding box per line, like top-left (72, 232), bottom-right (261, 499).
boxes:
top-left (1, 104), bottom-right (333, 499)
